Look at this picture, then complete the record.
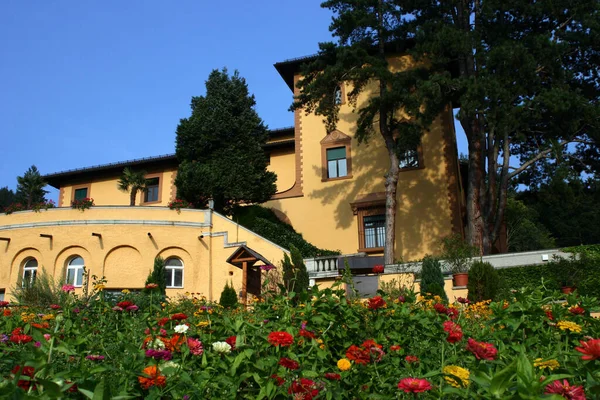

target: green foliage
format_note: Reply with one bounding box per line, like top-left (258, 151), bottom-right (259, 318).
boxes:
top-left (281, 252), bottom-right (295, 293)
top-left (290, 245), bottom-right (309, 293)
top-left (468, 261), bottom-right (500, 302)
top-left (232, 205), bottom-right (339, 258)
top-left (117, 167), bottom-right (148, 206)
top-left (145, 257), bottom-right (167, 296)
top-left (16, 165), bottom-right (48, 209)
top-left (505, 197), bottom-right (556, 252)
top-left (439, 234), bottom-right (478, 274)
top-left (12, 268), bottom-right (64, 307)
top-left (0, 186), bottom-right (16, 213)
top-left (419, 256), bottom-right (447, 302)
top-left (175, 69), bottom-right (276, 214)
top-left (219, 281), bottom-right (238, 308)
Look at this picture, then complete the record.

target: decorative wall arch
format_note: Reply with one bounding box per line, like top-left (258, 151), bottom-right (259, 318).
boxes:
top-left (156, 246), bottom-right (195, 291)
top-left (9, 248), bottom-right (44, 288)
top-left (53, 246), bottom-right (93, 284)
top-left (103, 245), bottom-right (143, 289)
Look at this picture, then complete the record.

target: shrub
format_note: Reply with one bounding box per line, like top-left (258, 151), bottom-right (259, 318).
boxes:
top-left (12, 268), bottom-right (65, 307)
top-left (467, 261), bottom-right (500, 302)
top-left (419, 256), bottom-right (447, 302)
top-left (439, 234), bottom-right (478, 274)
top-left (219, 281), bottom-right (238, 308)
top-left (145, 257), bottom-right (167, 296)
top-left (290, 244), bottom-right (309, 293)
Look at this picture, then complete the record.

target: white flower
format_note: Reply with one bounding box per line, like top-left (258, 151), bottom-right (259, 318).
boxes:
top-left (174, 324), bottom-right (189, 334)
top-left (161, 361), bottom-right (180, 376)
top-left (212, 341), bottom-right (232, 354)
top-left (151, 338), bottom-right (166, 350)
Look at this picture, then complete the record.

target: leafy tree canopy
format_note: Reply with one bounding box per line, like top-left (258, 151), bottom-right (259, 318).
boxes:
top-left (0, 187), bottom-right (16, 212)
top-left (16, 165), bottom-right (48, 209)
top-left (175, 69), bottom-right (276, 214)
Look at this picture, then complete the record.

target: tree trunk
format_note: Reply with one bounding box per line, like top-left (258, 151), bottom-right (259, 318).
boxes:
top-left (384, 151), bottom-right (400, 265)
top-left (464, 119), bottom-right (485, 255)
top-left (130, 189), bottom-right (137, 206)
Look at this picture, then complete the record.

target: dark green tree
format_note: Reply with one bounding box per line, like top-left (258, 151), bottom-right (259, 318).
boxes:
top-left (290, 244), bottom-right (309, 293)
top-left (175, 69), bottom-right (277, 214)
top-left (505, 197), bottom-right (556, 252)
top-left (0, 187), bottom-right (16, 212)
top-left (419, 256), bottom-right (447, 302)
top-left (281, 252), bottom-right (295, 293)
top-left (467, 261), bottom-right (500, 302)
top-left (145, 257), bottom-right (166, 296)
top-left (117, 168), bottom-right (148, 206)
top-left (291, 1), bottom-right (444, 264)
top-left (219, 281), bottom-right (239, 308)
top-left (301, 0), bottom-right (599, 255)
top-left (16, 165), bottom-right (48, 209)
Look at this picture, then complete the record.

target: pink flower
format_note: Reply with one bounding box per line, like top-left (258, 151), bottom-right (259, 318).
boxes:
top-left (187, 337), bottom-right (204, 356)
top-left (61, 284), bottom-right (75, 293)
top-left (466, 338), bottom-right (498, 360)
top-left (398, 378), bottom-right (432, 393)
top-left (85, 355), bottom-right (105, 361)
top-left (575, 338), bottom-right (600, 361)
top-left (544, 379), bottom-right (586, 400)
top-left (43, 334), bottom-right (51, 341)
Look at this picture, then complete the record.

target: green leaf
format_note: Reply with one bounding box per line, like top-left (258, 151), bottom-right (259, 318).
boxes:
top-left (489, 362), bottom-right (516, 398)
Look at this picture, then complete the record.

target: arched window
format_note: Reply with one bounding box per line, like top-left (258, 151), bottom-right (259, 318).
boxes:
top-left (334, 85), bottom-right (343, 105)
top-left (66, 256), bottom-right (85, 287)
top-left (22, 258), bottom-right (38, 287)
top-left (165, 257), bottom-right (184, 288)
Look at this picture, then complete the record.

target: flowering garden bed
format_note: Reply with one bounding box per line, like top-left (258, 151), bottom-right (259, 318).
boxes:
top-left (0, 282), bottom-right (599, 399)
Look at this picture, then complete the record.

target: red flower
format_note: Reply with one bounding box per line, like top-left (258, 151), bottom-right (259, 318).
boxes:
top-left (466, 338), bottom-right (498, 360)
top-left (372, 265), bottom-right (384, 274)
top-left (368, 296), bottom-right (386, 310)
top-left (443, 321), bottom-right (463, 344)
top-left (434, 303), bottom-right (447, 314)
top-left (569, 306), bottom-right (585, 315)
top-left (457, 297), bottom-right (470, 304)
top-left (361, 339), bottom-right (382, 350)
top-left (157, 317), bottom-right (170, 327)
top-left (225, 335), bottom-right (237, 350)
top-left (299, 329), bottom-right (316, 339)
top-left (544, 379), bottom-right (586, 400)
top-left (446, 307), bottom-right (459, 319)
top-left (324, 372), bottom-right (341, 380)
top-left (390, 345), bottom-right (402, 351)
top-left (10, 328), bottom-right (33, 344)
top-left (31, 322), bottom-right (50, 330)
top-left (271, 374), bottom-right (285, 386)
top-left (0, 301), bottom-right (9, 307)
top-left (278, 357), bottom-right (299, 370)
top-left (170, 313), bottom-right (188, 321)
top-left (398, 378), bottom-right (431, 393)
top-left (575, 338), bottom-right (600, 361)
top-left (116, 301), bottom-right (134, 308)
top-left (138, 365), bottom-right (166, 390)
top-left (545, 310), bottom-right (555, 321)
top-left (288, 378), bottom-right (320, 400)
top-left (267, 331), bottom-right (294, 347)
top-left (405, 355), bottom-right (419, 363)
top-left (346, 344), bottom-right (370, 365)
top-left (3, 309), bottom-right (11, 317)
top-left (12, 366), bottom-right (35, 390)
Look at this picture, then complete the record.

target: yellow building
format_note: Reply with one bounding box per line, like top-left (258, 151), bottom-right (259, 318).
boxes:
top-left (0, 53), bottom-right (467, 301)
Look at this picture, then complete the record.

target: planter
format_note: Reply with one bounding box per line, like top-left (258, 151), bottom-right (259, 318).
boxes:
top-left (561, 286), bottom-right (576, 294)
top-left (453, 273), bottom-right (469, 287)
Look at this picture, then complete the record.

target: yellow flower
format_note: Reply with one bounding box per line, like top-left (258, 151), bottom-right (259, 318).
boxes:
top-left (534, 358), bottom-right (560, 370)
top-left (337, 358), bottom-right (351, 371)
top-left (94, 284), bottom-right (105, 291)
top-left (557, 320), bottom-right (582, 333)
top-left (21, 312), bottom-right (36, 323)
top-left (196, 321), bottom-right (210, 328)
top-left (443, 365), bottom-right (470, 388)
top-left (42, 314), bottom-right (55, 321)
top-left (121, 289), bottom-right (130, 294)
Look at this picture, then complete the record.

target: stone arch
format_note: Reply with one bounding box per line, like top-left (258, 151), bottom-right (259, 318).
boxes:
top-left (156, 246), bottom-right (195, 290)
top-left (103, 245), bottom-right (143, 289)
top-left (54, 246), bottom-right (93, 285)
top-left (9, 248), bottom-right (44, 288)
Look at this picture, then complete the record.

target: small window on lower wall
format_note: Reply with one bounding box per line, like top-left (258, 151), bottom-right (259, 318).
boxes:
top-left (0, 289), bottom-right (4, 301)
top-left (351, 195), bottom-right (387, 254)
top-left (165, 257), bottom-right (184, 288)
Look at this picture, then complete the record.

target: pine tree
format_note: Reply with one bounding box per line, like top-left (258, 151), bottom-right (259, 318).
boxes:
top-left (175, 69), bottom-right (277, 214)
top-left (219, 281), bottom-right (239, 308)
top-left (419, 256), bottom-right (447, 302)
top-left (290, 244), bottom-right (309, 293)
top-left (16, 165), bottom-right (48, 209)
top-left (145, 257), bottom-right (166, 296)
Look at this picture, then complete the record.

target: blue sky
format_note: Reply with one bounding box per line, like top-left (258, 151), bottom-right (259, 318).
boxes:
top-left (0, 1), bottom-right (467, 202)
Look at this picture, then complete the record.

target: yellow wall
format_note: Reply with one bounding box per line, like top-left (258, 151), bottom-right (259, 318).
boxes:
top-left (0, 207), bottom-right (287, 301)
top-left (59, 169), bottom-right (177, 207)
top-left (268, 149), bottom-right (296, 193)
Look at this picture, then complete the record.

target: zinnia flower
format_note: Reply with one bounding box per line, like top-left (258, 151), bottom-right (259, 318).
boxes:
top-left (260, 264), bottom-right (275, 271)
top-left (367, 295), bottom-right (386, 310)
top-left (405, 355), bottom-right (419, 363)
top-left (267, 331), bottom-right (294, 347)
top-left (145, 349), bottom-right (172, 361)
top-left (398, 378), bottom-right (432, 393)
top-left (569, 305), bottom-right (585, 315)
top-left (157, 317), bottom-right (170, 327)
top-left (138, 366), bottom-right (166, 390)
top-left (534, 358), bottom-right (560, 370)
top-left (457, 297), bottom-right (469, 304)
top-left (443, 365), bottom-right (470, 387)
top-left (271, 374), bottom-right (285, 386)
top-left (278, 357), bottom-right (299, 370)
top-left (544, 379), bottom-right (586, 400)
top-left (557, 321), bottom-right (582, 333)
top-left (61, 284), bottom-right (75, 293)
top-left (324, 372), bottom-right (341, 380)
top-left (225, 335), bottom-right (237, 350)
top-left (466, 338), bottom-right (498, 360)
top-left (372, 265), bottom-right (384, 274)
top-left (10, 328), bottom-right (33, 344)
top-left (212, 341), bottom-right (232, 354)
top-left (12, 366), bottom-right (35, 390)
top-left (299, 329), bottom-right (316, 339)
top-left (575, 338), bottom-right (600, 360)
top-left (346, 344), bottom-right (370, 365)
top-left (85, 354), bottom-right (105, 361)
top-left (288, 378), bottom-right (320, 400)
top-left (390, 345), bottom-right (401, 351)
top-left (171, 313), bottom-right (188, 321)
top-left (0, 301), bottom-right (9, 307)
top-left (443, 320), bottom-right (463, 344)
top-left (116, 301), bottom-right (134, 309)
top-left (187, 337), bottom-right (204, 356)
top-left (174, 324), bottom-right (189, 334)
top-left (337, 358), bottom-right (351, 371)
top-left (434, 303), bottom-right (447, 314)
top-left (145, 283), bottom-right (159, 289)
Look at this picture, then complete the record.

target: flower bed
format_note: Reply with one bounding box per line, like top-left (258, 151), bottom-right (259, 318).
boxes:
top-left (0, 283), bottom-right (599, 398)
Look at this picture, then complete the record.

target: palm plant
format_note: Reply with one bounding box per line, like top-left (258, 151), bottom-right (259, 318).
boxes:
top-left (117, 168), bottom-right (148, 206)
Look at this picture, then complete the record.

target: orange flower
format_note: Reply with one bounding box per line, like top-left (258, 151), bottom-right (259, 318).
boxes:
top-left (267, 331), bottom-right (294, 347)
top-left (138, 366), bottom-right (166, 390)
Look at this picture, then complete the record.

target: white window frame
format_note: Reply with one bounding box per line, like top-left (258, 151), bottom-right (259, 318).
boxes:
top-left (165, 257), bottom-right (184, 288)
top-left (66, 256), bottom-right (85, 287)
top-left (22, 258), bottom-right (38, 287)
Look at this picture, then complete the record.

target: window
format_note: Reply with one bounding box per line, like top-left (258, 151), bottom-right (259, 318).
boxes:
top-left (398, 145), bottom-right (423, 169)
top-left (145, 178), bottom-right (159, 203)
top-left (334, 85), bottom-right (343, 105)
top-left (74, 188), bottom-right (88, 201)
top-left (363, 214), bottom-right (386, 248)
top-left (165, 257), bottom-right (184, 288)
top-left (22, 258), bottom-right (38, 287)
top-left (0, 289), bottom-right (5, 301)
top-left (326, 147), bottom-right (348, 178)
top-left (66, 256), bottom-right (85, 287)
